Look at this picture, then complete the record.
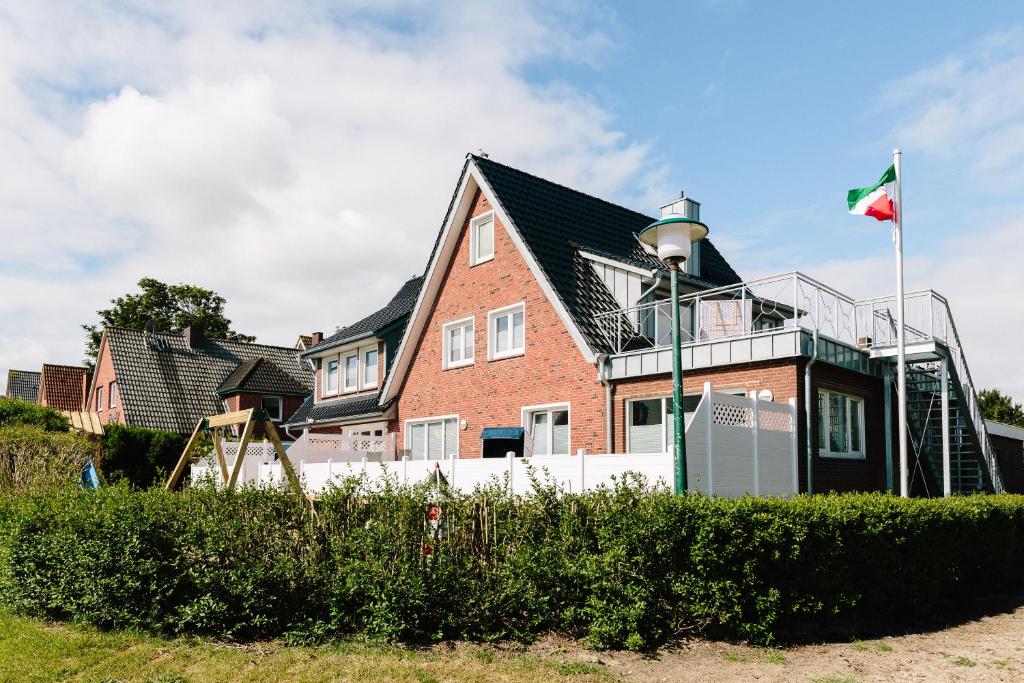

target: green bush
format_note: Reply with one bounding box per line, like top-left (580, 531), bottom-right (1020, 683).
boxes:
top-left (0, 398), bottom-right (69, 432)
top-left (0, 427), bottom-right (92, 492)
top-left (100, 424), bottom-right (187, 488)
top-left (0, 482), bottom-right (1022, 648)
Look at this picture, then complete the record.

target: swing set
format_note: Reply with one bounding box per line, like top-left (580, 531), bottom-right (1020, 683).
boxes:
top-left (164, 407), bottom-right (304, 494)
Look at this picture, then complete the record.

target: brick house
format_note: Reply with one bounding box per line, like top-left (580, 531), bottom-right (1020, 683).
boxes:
top-left (370, 154), bottom-right (1002, 496)
top-left (38, 364), bottom-right (91, 412)
top-left (87, 326), bottom-right (312, 436)
top-left (283, 276), bottom-right (421, 439)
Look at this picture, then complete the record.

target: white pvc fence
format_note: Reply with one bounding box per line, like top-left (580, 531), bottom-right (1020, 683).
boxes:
top-left (191, 383), bottom-right (798, 498)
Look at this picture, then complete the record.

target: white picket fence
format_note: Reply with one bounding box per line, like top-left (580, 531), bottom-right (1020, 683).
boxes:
top-left (191, 383), bottom-right (798, 498)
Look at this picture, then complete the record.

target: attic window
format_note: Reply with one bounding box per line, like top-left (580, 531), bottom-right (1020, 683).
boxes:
top-left (470, 212), bottom-right (494, 266)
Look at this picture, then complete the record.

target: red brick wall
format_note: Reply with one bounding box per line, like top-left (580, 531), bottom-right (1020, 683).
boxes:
top-left (90, 339), bottom-right (125, 426)
top-left (611, 358), bottom-right (801, 454)
top-left (224, 393), bottom-right (306, 438)
top-left (395, 189), bottom-right (605, 458)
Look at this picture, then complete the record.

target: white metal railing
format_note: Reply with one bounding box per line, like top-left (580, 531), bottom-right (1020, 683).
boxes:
top-left (595, 271), bottom-right (859, 354)
top-left (852, 290), bottom-right (1004, 492)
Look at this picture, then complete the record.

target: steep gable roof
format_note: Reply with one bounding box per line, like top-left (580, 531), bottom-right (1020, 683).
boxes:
top-left (382, 155), bottom-right (744, 402)
top-left (303, 276), bottom-right (423, 356)
top-left (216, 357), bottom-right (309, 397)
top-left (104, 328), bottom-right (312, 433)
top-left (39, 364), bottom-right (91, 412)
top-left (5, 370), bottom-right (41, 403)
top-left (285, 393), bottom-right (384, 427)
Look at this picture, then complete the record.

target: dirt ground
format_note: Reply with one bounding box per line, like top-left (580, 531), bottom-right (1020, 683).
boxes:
top-left (516, 595), bottom-right (1024, 682)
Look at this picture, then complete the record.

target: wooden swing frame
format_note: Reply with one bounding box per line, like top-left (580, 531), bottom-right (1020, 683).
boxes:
top-left (164, 407), bottom-right (303, 494)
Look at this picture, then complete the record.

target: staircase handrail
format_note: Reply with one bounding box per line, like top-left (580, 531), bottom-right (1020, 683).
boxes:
top-left (932, 293), bottom-right (1005, 493)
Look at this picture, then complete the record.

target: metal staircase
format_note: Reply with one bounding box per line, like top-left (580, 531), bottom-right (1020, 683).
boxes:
top-left (903, 363), bottom-right (988, 495)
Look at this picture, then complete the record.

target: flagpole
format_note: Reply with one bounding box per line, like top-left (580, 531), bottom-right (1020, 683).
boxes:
top-left (893, 148), bottom-right (908, 498)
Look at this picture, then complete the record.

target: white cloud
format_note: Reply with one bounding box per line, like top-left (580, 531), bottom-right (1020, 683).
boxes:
top-left (0, 1), bottom-right (658, 391)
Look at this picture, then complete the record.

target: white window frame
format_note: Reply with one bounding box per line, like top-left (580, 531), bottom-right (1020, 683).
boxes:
top-left (521, 402), bottom-right (571, 456)
top-left (625, 388), bottom-right (746, 453)
top-left (96, 386), bottom-right (104, 411)
top-left (469, 211), bottom-right (495, 266)
top-left (262, 395), bottom-right (283, 422)
top-left (404, 414), bottom-right (460, 460)
top-left (343, 353), bottom-right (359, 393)
top-left (109, 381), bottom-right (117, 408)
top-left (324, 357), bottom-right (340, 396)
top-left (362, 347), bottom-right (379, 389)
top-left (487, 302), bottom-right (526, 361)
top-left (817, 389), bottom-right (866, 460)
top-left (442, 316), bottom-right (475, 369)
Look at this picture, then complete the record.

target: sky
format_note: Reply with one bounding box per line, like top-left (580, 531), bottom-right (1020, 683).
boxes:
top-left (1, 1), bottom-right (1023, 399)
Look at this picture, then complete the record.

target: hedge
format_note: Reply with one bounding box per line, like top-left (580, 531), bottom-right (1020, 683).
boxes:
top-left (0, 427), bottom-right (93, 492)
top-left (0, 398), bottom-right (69, 432)
top-left (99, 424), bottom-right (187, 488)
top-left (0, 482), bottom-right (1022, 648)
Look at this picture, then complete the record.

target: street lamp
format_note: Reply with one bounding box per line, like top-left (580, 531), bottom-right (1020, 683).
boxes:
top-left (638, 197), bottom-right (709, 494)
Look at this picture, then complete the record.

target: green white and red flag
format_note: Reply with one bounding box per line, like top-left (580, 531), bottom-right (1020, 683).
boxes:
top-left (847, 165), bottom-right (896, 221)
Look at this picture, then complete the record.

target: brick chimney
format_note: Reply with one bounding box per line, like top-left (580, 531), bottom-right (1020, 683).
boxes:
top-left (311, 331), bottom-right (323, 346)
top-left (183, 325), bottom-right (205, 348)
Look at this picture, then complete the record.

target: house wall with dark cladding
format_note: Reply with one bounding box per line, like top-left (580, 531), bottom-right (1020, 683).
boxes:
top-left (992, 432), bottom-right (1024, 493)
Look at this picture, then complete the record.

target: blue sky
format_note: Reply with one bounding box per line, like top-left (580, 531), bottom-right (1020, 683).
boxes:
top-left (0, 1), bottom-right (1022, 398)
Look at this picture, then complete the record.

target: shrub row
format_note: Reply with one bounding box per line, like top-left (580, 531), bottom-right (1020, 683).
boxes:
top-left (1, 481), bottom-right (1023, 648)
top-left (0, 427), bottom-right (93, 491)
top-left (99, 424), bottom-right (187, 488)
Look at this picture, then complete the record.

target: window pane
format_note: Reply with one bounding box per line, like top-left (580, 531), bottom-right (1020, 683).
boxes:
top-left (427, 421), bottom-right (443, 459)
top-left (327, 360), bottom-right (339, 392)
top-left (476, 218), bottom-right (494, 260)
top-left (552, 410), bottom-right (569, 455)
top-left (448, 326), bottom-right (462, 363)
top-left (410, 424), bottom-right (425, 459)
top-left (628, 399), bottom-right (662, 453)
top-left (512, 311), bottom-right (524, 350)
top-left (345, 356), bottom-right (358, 388)
top-left (496, 315), bottom-right (509, 352)
top-left (110, 382), bottom-right (117, 408)
top-left (849, 399), bottom-right (862, 452)
top-left (364, 350), bottom-right (378, 385)
top-left (818, 392), bottom-right (826, 450)
top-left (444, 418), bottom-right (458, 458)
top-left (531, 412), bottom-right (549, 455)
top-left (463, 323), bottom-right (474, 359)
top-left (829, 393), bottom-right (848, 453)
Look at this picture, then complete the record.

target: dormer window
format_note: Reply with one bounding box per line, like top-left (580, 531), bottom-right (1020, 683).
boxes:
top-left (344, 354), bottom-right (358, 391)
top-left (363, 348), bottom-right (379, 388)
top-left (470, 212), bottom-right (494, 265)
top-left (325, 358), bottom-right (339, 394)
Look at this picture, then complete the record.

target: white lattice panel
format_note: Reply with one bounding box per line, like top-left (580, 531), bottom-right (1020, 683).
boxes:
top-left (712, 402), bottom-right (753, 427)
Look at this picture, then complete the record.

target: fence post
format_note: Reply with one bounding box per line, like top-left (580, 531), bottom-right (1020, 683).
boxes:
top-left (449, 451), bottom-right (457, 492)
top-left (704, 381), bottom-right (714, 495)
top-left (750, 390), bottom-right (760, 496)
top-left (327, 458), bottom-right (333, 485)
top-left (788, 397), bottom-right (798, 494)
top-left (507, 451), bottom-right (515, 494)
top-left (402, 454), bottom-right (409, 486)
top-left (577, 448), bottom-right (586, 493)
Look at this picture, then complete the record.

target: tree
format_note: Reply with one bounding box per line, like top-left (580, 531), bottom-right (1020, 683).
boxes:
top-left (83, 278), bottom-right (255, 366)
top-left (978, 388), bottom-right (1024, 429)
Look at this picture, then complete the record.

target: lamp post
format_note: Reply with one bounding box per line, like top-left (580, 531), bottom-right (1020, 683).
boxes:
top-left (638, 201), bottom-right (709, 494)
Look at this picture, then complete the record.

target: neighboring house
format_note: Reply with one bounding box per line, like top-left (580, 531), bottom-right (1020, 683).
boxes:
top-left (4, 369), bottom-right (41, 403)
top-left (38, 364), bottom-right (91, 412)
top-left (283, 276), bottom-right (422, 438)
top-left (294, 335), bottom-right (313, 351)
top-left (88, 326), bottom-right (312, 435)
top-left (373, 154), bottom-right (1001, 496)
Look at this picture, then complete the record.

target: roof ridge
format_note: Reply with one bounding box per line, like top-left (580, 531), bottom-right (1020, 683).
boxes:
top-left (469, 154), bottom-right (656, 226)
top-left (106, 326), bottom-right (299, 354)
top-left (41, 363), bottom-right (89, 370)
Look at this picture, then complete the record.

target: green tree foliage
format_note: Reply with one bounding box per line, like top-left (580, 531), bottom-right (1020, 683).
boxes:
top-left (82, 277), bottom-right (255, 366)
top-left (1, 483), bottom-right (1023, 647)
top-left (100, 424), bottom-right (187, 489)
top-left (979, 388), bottom-right (1024, 428)
top-left (0, 398), bottom-right (69, 432)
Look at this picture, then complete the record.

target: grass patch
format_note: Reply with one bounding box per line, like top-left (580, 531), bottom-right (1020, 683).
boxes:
top-left (723, 652), bottom-right (747, 662)
top-left (851, 640), bottom-right (869, 652)
top-left (952, 656), bottom-right (976, 667)
top-left (763, 649), bottom-right (787, 665)
top-left (875, 642), bottom-right (893, 652)
top-left (0, 613), bottom-right (612, 682)
top-left (811, 676), bottom-right (858, 683)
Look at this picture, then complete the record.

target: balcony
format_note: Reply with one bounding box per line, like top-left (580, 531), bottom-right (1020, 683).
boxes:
top-left (595, 272), bottom-right (954, 379)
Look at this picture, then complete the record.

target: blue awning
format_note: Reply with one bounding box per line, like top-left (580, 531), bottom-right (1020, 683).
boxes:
top-left (480, 427), bottom-right (524, 440)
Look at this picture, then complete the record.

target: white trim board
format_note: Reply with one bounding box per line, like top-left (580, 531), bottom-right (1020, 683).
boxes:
top-left (381, 159), bottom-right (598, 403)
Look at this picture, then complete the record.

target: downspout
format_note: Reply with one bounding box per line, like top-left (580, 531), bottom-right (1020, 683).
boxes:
top-left (804, 329), bottom-right (818, 495)
top-left (597, 354), bottom-right (613, 454)
top-left (638, 272), bottom-right (663, 302)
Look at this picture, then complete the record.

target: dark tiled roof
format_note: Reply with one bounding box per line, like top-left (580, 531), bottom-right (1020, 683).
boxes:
top-left (39, 364), bottom-right (91, 412)
top-left (471, 155), bottom-right (742, 353)
top-left (106, 328), bottom-right (313, 434)
top-left (216, 357), bottom-right (310, 397)
top-left (5, 370), bottom-right (40, 403)
top-left (285, 393), bottom-right (383, 426)
top-left (303, 276), bottom-right (423, 356)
